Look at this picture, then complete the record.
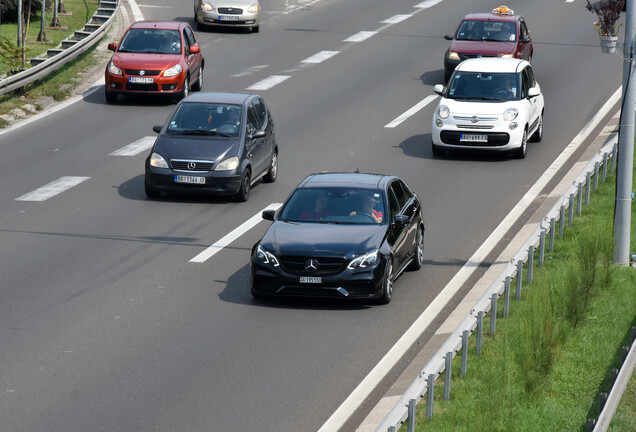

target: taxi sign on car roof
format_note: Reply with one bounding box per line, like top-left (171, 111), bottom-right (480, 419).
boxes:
top-left (491, 5), bottom-right (514, 16)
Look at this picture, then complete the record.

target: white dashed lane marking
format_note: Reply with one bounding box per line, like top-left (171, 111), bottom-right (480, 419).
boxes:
top-left (381, 14), bottom-right (412, 24)
top-left (301, 51), bottom-right (340, 64)
top-left (109, 136), bottom-right (155, 156)
top-left (384, 95), bottom-right (438, 128)
top-left (343, 31), bottom-right (378, 42)
top-left (16, 176), bottom-right (91, 202)
top-left (246, 75), bottom-right (291, 91)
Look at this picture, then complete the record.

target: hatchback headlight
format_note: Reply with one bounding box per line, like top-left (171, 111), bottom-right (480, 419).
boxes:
top-left (247, 3), bottom-right (259, 13)
top-left (348, 249), bottom-right (379, 269)
top-left (200, 1), bottom-right (215, 11)
top-left (437, 105), bottom-right (450, 119)
top-left (499, 54), bottom-right (513, 59)
top-left (108, 61), bottom-right (122, 76)
top-left (163, 64), bottom-right (183, 78)
top-left (255, 245), bottom-right (279, 267)
top-left (149, 152), bottom-right (169, 168)
top-left (503, 107), bottom-right (519, 121)
top-left (448, 52), bottom-right (460, 60)
top-left (214, 156), bottom-right (239, 171)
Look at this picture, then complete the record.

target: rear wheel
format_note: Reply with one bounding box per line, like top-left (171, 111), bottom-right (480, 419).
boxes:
top-left (377, 258), bottom-right (393, 305)
top-left (263, 151), bottom-right (278, 183)
top-left (408, 226), bottom-right (424, 271)
top-left (235, 169), bottom-right (251, 202)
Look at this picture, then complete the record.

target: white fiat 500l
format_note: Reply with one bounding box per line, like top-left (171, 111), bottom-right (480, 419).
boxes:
top-left (431, 58), bottom-right (544, 159)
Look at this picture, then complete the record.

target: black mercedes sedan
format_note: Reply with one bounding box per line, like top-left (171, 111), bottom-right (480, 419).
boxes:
top-left (144, 92), bottom-right (278, 201)
top-left (250, 172), bottom-right (425, 304)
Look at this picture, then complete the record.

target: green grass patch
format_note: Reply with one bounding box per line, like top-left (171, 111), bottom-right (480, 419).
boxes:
top-left (403, 159), bottom-right (636, 432)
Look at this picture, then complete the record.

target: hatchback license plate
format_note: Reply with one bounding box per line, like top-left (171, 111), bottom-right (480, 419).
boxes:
top-left (175, 175), bottom-right (205, 184)
top-left (129, 76), bottom-right (154, 84)
top-left (300, 276), bottom-right (322, 284)
top-left (219, 15), bottom-right (239, 21)
top-left (460, 134), bottom-right (488, 143)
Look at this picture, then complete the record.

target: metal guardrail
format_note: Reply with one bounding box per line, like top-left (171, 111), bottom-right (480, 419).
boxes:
top-left (376, 134), bottom-right (627, 431)
top-left (0, 0), bottom-right (119, 96)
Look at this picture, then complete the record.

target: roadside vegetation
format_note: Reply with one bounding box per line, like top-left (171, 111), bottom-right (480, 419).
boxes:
top-left (0, 0), bottom-right (102, 127)
top-left (404, 158), bottom-right (636, 431)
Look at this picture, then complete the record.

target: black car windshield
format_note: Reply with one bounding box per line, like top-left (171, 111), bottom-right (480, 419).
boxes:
top-left (455, 20), bottom-right (516, 42)
top-left (118, 28), bottom-right (182, 54)
top-left (167, 102), bottom-right (242, 138)
top-left (280, 188), bottom-right (386, 224)
top-left (448, 71), bottom-right (519, 101)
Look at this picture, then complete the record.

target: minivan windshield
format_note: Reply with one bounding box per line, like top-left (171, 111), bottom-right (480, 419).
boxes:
top-left (448, 72), bottom-right (519, 101)
top-left (167, 102), bottom-right (242, 138)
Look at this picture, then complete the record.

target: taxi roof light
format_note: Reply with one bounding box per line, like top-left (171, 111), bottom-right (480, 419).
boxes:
top-left (492, 5), bottom-right (514, 16)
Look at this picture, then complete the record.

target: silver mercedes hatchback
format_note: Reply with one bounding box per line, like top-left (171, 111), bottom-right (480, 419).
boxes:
top-left (194, 0), bottom-right (260, 33)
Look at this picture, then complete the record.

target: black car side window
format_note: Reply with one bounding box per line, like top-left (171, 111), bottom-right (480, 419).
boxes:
top-left (520, 21), bottom-right (529, 40)
top-left (182, 30), bottom-right (191, 55)
top-left (246, 107), bottom-right (258, 135)
top-left (390, 181), bottom-right (408, 209)
top-left (185, 26), bottom-right (196, 46)
top-left (251, 99), bottom-right (266, 129)
top-left (388, 188), bottom-right (400, 223)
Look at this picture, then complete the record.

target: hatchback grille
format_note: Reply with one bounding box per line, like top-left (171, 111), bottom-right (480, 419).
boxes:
top-left (171, 160), bottom-right (214, 171)
top-left (280, 256), bottom-right (347, 276)
top-left (218, 7), bottom-right (243, 14)
top-left (124, 69), bottom-right (161, 76)
top-left (456, 124), bottom-right (495, 130)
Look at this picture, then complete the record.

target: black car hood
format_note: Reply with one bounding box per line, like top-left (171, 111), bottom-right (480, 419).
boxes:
top-left (154, 134), bottom-right (240, 162)
top-left (260, 221), bottom-right (386, 257)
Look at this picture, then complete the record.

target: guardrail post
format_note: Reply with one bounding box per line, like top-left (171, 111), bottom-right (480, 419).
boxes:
top-left (611, 142), bottom-right (617, 174)
top-left (549, 218), bottom-right (555, 252)
top-left (539, 229), bottom-right (546, 267)
top-left (568, 193), bottom-right (575, 226)
top-left (516, 260), bottom-right (523, 300)
top-left (594, 161), bottom-right (600, 192)
top-left (444, 352), bottom-right (452, 400)
top-left (600, 391), bottom-right (608, 412)
top-left (388, 427), bottom-right (395, 432)
top-left (408, 399), bottom-right (416, 432)
top-left (585, 172), bottom-right (591, 204)
top-left (527, 245), bottom-right (534, 284)
top-left (559, 205), bottom-right (565, 238)
top-left (577, 182), bottom-right (583, 215)
top-left (476, 311), bottom-right (484, 355)
top-left (587, 418), bottom-right (596, 432)
top-left (426, 374), bottom-right (434, 420)
top-left (611, 368), bottom-right (619, 386)
top-left (602, 152), bottom-right (608, 183)
top-left (490, 294), bottom-right (497, 335)
top-left (503, 276), bottom-right (511, 318)
top-left (461, 330), bottom-right (468, 376)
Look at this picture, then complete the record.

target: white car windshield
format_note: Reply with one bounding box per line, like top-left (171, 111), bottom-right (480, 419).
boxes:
top-left (448, 72), bottom-right (519, 101)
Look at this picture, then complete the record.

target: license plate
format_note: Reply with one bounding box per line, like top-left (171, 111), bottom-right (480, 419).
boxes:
top-left (300, 276), bottom-right (322, 284)
top-left (460, 134), bottom-right (488, 143)
top-left (219, 15), bottom-right (239, 21)
top-left (129, 76), bottom-right (154, 84)
top-left (175, 175), bottom-right (205, 184)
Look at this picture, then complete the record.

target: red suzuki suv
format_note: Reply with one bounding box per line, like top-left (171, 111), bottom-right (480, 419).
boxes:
top-left (105, 21), bottom-right (204, 103)
top-left (443, 6), bottom-right (533, 82)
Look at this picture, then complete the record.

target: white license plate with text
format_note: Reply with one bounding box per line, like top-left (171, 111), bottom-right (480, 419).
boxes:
top-left (460, 134), bottom-right (488, 143)
top-left (299, 276), bottom-right (322, 284)
top-left (175, 175), bottom-right (205, 184)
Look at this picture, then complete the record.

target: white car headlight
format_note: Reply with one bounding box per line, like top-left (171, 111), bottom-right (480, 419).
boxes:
top-left (503, 107), bottom-right (519, 121)
top-left (247, 3), bottom-right (259, 13)
top-left (255, 244), bottom-right (279, 266)
top-left (163, 64), bottom-right (183, 78)
top-left (437, 105), bottom-right (450, 120)
top-left (200, 1), bottom-right (215, 12)
top-left (448, 52), bottom-right (460, 60)
top-left (108, 61), bottom-right (122, 76)
top-left (149, 152), bottom-right (169, 168)
top-left (348, 249), bottom-right (379, 269)
top-left (214, 156), bottom-right (239, 171)
top-left (499, 54), bottom-right (513, 58)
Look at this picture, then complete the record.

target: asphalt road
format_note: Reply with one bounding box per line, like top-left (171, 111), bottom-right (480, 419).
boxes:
top-left (0, 0), bottom-right (624, 431)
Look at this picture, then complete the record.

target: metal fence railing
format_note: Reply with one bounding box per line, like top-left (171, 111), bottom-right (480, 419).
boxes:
top-left (376, 134), bottom-right (633, 432)
top-left (0, 0), bottom-right (120, 96)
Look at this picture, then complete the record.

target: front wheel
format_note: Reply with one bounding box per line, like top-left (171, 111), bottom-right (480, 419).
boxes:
top-left (377, 258), bottom-right (393, 305)
top-left (105, 88), bottom-right (118, 103)
top-left (235, 169), bottom-right (251, 202)
top-left (144, 178), bottom-right (161, 199)
top-left (252, 25), bottom-right (260, 33)
top-left (432, 143), bottom-right (444, 157)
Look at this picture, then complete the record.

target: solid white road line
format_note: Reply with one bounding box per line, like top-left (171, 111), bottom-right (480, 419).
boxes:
top-left (190, 203), bottom-right (283, 263)
top-left (381, 15), bottom-right (412, 24)
top-left (344, 31), bottom-right (378, 43)
top-left (384, 95), bottom-right (438, 128)
top-left (109, 136), bottom-right (155, 156)
top-left (301, 51), bottom-right (340, 64)
top-left (246, 75), bottom-right (291, 91)
top-left (318, 87), bottom-right (623, 432)
top-left (16, 176), bottom-right (91, 202)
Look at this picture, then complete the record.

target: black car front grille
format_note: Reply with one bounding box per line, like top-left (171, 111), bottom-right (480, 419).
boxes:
top-left (171, 160), bottom-right (215, 171)
top-left (280, 256), bottom-right (347, 276)
top-left (218, 7), bottom-right (243, 14)
top-left (440, 131), bottom-right (510, 146)
top-left (126, 83), bottom-right (158, 91)
top-left (124, 69), bottom-right (161, 76)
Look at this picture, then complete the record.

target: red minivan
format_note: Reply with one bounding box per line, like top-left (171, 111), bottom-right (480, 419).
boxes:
top-left (105, 21), bottom-right (204, 103)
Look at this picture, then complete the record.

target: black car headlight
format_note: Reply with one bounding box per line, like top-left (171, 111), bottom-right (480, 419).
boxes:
top-left (255, 244), bottom-right (280, 267)
top-left (348, 249), bottom-right (379, 269)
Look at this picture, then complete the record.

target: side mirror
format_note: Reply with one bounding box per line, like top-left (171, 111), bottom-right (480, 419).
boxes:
top-left (249, 130), bottom-right (267, 140)
top-left (528, 86), bottom-right (541, 98)
top-left (444, 35), bottom-right (453, 41)
top-left (108, 42), bottom-right (117, 51)
top-left (520, 37), bottom-right (530, 43)
top-left (394, 214), bottom-right (409, 226)
top-left (189, 45), bottom-right (200, 54)
top-left (153, 125), bottom-right (162, 133)
top-left (262, 209), bottom-right (275, 221)
top-left (433, 84), bottom-right (445, 95)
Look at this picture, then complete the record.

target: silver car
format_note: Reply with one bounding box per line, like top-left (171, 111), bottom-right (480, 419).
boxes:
top-left (194, 0), bottom-right (260, 33)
